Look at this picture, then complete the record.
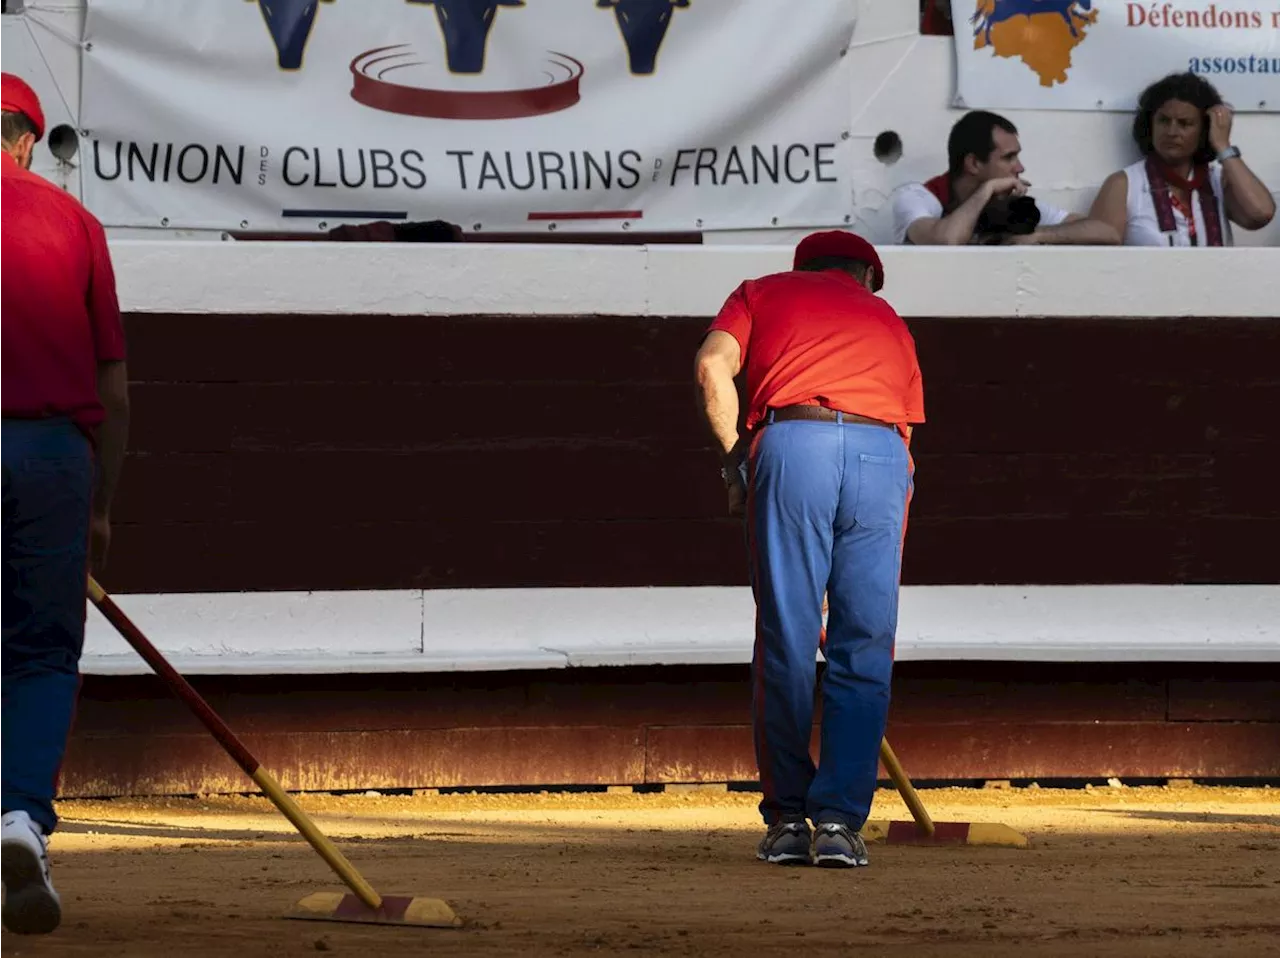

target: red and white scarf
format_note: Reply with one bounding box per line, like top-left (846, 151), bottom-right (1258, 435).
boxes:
top-left (1144, 155), bottom-right (1224, 247)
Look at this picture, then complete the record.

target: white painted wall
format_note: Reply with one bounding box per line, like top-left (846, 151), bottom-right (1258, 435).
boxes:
top-left (110, 240), bottom-right (1280, 318)
top-left (5, 1), bottom-right (1277, 246)
top-left (82, 585), bottom-right (1280, 675)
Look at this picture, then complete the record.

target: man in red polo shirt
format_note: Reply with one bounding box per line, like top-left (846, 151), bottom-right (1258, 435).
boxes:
top-left (694, 231), bottom-right (922, 869)
top-left (2, 72), bottom-right (129, 935)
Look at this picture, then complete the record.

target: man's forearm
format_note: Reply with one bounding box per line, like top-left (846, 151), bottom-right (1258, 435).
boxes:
top-left (95, 410), bottom-right (128, 517)
top-left (1036, 217), bottom-right (1120, 245)
top-left (934, 186), bottom-right (992, 245)
top-left (696, 367), bottom-right (742, 463)
top-left (94, 364), bottom-right (130, 517)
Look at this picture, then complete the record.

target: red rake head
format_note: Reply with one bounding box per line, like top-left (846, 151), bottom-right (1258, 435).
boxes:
top-left (865, 820), bottom-right (1030, 848)
top-left (290, 892), bottom-right (462, 927)
top-left (884, 820), bottom-right (972, 845)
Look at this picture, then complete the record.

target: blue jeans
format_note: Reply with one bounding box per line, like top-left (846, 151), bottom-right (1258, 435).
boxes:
top-left (746, 417), bottom-right (911, 831)
top-left (2, 418), bottom-right (94, 834)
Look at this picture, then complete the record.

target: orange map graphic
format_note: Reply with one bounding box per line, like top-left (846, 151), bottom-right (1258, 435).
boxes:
top-left (972, 1), bottom-right (1098, 87)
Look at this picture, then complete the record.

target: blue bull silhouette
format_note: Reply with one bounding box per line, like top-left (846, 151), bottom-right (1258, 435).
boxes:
top-left (597, 0), bottom-right (689, 75)
top-left (971, 0), bottom-right (1093, 46)
top-left (407, 0), bottom-right (524, 74)
top-left (251, 0), bottom-right (334, 70)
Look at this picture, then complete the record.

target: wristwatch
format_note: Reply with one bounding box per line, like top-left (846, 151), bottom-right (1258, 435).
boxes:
top-left (1217, 146), bottom-right (1241, 162)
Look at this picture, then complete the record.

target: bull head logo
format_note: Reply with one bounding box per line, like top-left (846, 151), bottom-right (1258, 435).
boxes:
top-left (597, 0), bottom-right (689, 75)
top-left (971, 0), bottom-right (1093, 46)
top-left (407, 0), bottom-right (525, 74)
top-left (250, 0), bottom-right (336, 70)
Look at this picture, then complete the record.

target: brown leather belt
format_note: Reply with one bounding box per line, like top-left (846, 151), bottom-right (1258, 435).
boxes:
top-left (760, 405), bottom-right (894, 429)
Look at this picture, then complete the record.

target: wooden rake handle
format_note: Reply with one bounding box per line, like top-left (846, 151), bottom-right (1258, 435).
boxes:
top-left (87, 577), bottom-right (384, 910)
top-left (880, 738), bottom-right (936, 837)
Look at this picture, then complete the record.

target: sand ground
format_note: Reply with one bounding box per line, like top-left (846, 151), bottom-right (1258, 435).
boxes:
top-left (3, 785), bottom-right (1278, 957)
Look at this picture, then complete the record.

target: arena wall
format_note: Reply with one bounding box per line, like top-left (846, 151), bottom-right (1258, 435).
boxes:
top-left (85, 242), bottom-right (1280, 674)
top-left (5, 0), bottom-right (1276, 815)
top-left (59, 242), bottom-right (1280, 794)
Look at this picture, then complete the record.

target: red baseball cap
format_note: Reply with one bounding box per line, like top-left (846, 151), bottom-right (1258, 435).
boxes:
top-left (793, 230), bottom-right (884, 292)
top-left (1, 72), bottom-right (45, 142)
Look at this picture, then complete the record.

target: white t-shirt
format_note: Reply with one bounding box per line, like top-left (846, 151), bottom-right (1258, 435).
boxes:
top-left (890, 182), bottom-right (1071, 245)
top-left (1120, 159), bottom-right (1233, 247)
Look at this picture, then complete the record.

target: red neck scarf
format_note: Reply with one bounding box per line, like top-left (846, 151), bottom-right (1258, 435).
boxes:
top-left (1144, 154), bottom-right (1223, 247)
top-left (924, 173), bottom-right (952, 211)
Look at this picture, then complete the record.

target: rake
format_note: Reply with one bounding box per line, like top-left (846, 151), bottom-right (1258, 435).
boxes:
top-left (87, 577), bottom-right (463, 928)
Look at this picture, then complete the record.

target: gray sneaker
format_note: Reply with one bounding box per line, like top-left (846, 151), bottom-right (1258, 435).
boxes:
top-left (756, 819), bottom-right (812, 865)
top-left (811, 822), bottom-right (869, 868)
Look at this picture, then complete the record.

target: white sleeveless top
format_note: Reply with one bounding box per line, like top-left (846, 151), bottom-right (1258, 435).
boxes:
top-left (1122, 158), bottom-right (1232, 247)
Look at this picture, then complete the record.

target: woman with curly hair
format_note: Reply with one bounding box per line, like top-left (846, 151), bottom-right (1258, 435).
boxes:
top-left (1090, 71), bottom-right (1275, 246)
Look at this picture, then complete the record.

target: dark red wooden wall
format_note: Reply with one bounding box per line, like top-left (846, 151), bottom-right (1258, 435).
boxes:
top-left (79, 315), bottom-right (1280, 792)
top-left (63, 661), bottom-right (1280, 796)
top-left (106, 314), bottom-right (1280, 594)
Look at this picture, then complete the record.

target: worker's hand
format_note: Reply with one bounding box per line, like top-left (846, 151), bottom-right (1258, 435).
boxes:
top-left (89, 512), bottom-right (111, 576)
top-left (721, 443), bottom-right (748, 520)
top-left (727, 477), bottom-right (747, 519)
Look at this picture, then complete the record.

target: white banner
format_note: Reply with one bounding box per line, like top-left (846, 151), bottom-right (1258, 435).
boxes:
top-left (79, 0), bottom-right (857, 233)
top-left (951, 1), bottom-right (1279, 112)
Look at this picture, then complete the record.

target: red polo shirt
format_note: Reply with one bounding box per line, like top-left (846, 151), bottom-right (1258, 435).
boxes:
top-left (707, 268), bottom-right (923, 434)
top-left (2, 151), bottom-right (125, 441)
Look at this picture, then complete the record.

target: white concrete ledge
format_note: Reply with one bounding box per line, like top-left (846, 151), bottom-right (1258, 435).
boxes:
top-left (110, 240), bottom-right (1280, 319)
top-left (80, 585), bottom-right (1280, 675)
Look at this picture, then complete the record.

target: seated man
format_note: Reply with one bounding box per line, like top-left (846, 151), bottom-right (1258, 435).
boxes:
top-left (891, 110), bottom-right (1119, 246)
